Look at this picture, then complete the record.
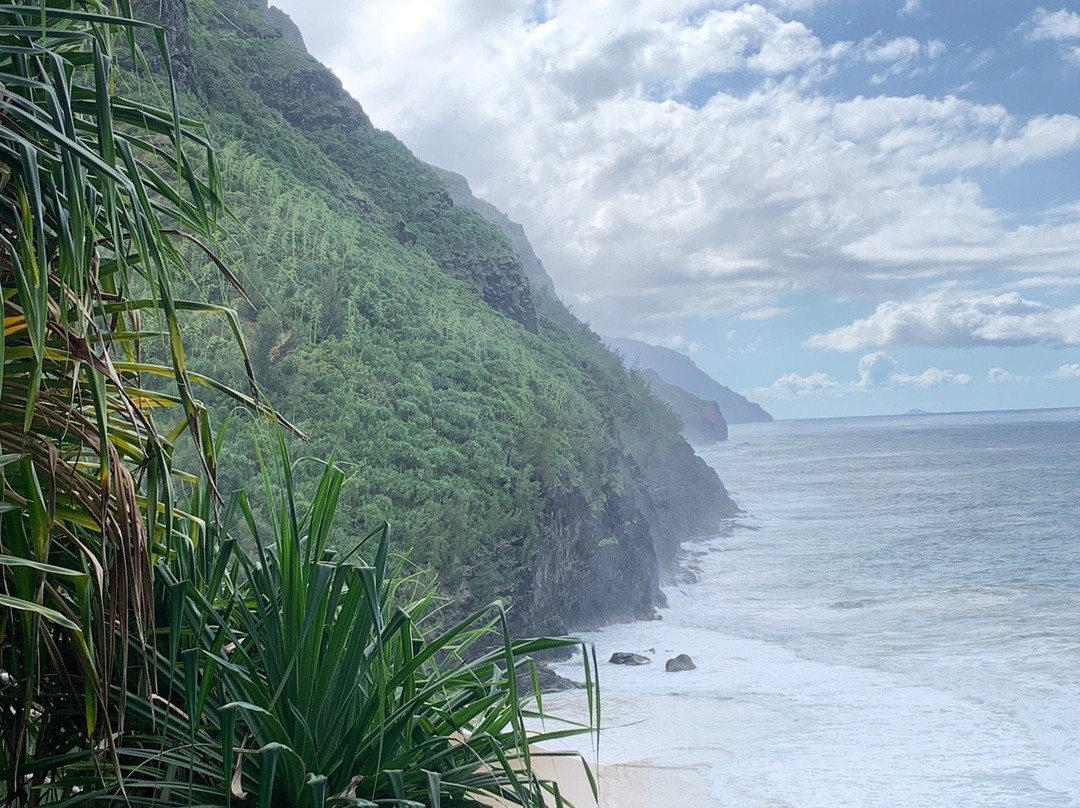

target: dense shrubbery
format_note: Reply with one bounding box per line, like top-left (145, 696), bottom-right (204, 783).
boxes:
top-left (157, 0), bottom-right (687, 614)
top-left (0, 4), bottom-right (594, 805)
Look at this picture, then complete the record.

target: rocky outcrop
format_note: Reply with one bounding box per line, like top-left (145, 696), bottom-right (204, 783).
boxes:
top-left (514, 440), bottom-right (736, 635)
top-left (515, 476), bottom-right (658, 635)
top-left (641, 369), bottom-right (728, 445)
top-left (632, 435), bottom-right (738, 578)
top-left (516, 663), bottom-right (583, 693)
top-left (665, 654), bottom-right (696, 672)
top-left (265, 4), bottom-right (305, 48)
top-left (130, 0), bottom-right (194, 90)
top-left (434, 167), bottom-right (557, 294)
top-left (610, 652), bottom-right (651, 666)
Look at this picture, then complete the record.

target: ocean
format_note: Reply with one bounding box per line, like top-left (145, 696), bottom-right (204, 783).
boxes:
top-left (550, 407), bottom-right (1080, 808)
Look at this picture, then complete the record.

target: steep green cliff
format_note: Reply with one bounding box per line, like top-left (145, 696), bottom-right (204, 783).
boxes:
top-left (434, 166), bottom-right (558, 294)
top-left (133, 0), bottom-right (737, 632)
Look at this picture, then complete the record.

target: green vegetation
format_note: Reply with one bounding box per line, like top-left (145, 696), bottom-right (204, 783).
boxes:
top-left (140, 0), bottom-right (708, 621)
top-left (0, 4), bottom-right (594, 805)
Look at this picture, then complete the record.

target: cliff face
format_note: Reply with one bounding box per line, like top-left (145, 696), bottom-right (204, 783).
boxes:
top-left (434, 167), bottom-right (558, 294)
top-left (605, 335), bottom-right (773, 424)
top-left (641, 369), bottom-right (729, 445)
top-left (523, 481), bottom-right (656, 634)
top-left (520, 440), bottom-right (736, 633)
top-left (132, 0), bottom-right (737, 634)
top-left (141, 0), bottom-right (538, 334)
top-left (130, 0), bottom-right (194, 89)
top-left (265, 4), bottom-right (305, 48)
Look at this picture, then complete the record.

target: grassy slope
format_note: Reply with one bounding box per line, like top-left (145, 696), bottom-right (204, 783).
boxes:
top-left (161, 0), bottom-right (730, 623)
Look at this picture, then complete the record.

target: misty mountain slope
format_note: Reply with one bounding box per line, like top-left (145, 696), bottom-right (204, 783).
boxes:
top-left (604, 335), bottom-right (773, 424)
top-left (131, 0), bottom-right (737, 632)
top-left (641, 369), bottom-right (729, 445)
top-left (429, 169), bottom-right (729, 445)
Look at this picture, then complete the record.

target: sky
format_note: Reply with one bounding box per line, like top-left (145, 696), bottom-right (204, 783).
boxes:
top-left (271, 0), bottom-right (1080, 419)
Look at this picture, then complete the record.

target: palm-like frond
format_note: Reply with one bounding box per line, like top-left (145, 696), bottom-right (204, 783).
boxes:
top-left (0, 2), bottom-right (273, 800)
top-left (66, 436), bottom-right (600, 808)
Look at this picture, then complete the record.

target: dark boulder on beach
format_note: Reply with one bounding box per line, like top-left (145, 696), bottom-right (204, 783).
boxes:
top-left (610, 652), bottom-right (651, 666)
top-left (665, 654), bottom-right (696, 672)
top-left (517, 663), bottom-right (583, 693)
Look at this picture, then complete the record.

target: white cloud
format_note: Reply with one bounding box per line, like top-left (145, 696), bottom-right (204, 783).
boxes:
top-left (1025, 7), bottom-right (1080, 41)
top-left (857, 350), bottom-right (897, 387)
top-left (751, 354), bottom-right (971, 398)
top-left (739, 306), bottom-right (792, 320)
top-left (1025, 7), bottom-right (1080, 66)
top-left (988, 367), bottom-right (1030, 383)
top-left (865, 35), bottom-right (922, 64)
top-left (898, 0), bottom-right (921, 17)
top-left (926, 39), bottom-right (948, 59)
top-left (858, 34), bottom-right (945, 84)
top-left (1049, 363), bottom-right (1080, 379)
top-left (747, 370), bottom-right (844, 398)
top-left (274, 0), bottom-right (1080, 333)
top-left (807, 285), bottom-right (1080, 351)
top-left (890, 368), bottom-right (972, 387)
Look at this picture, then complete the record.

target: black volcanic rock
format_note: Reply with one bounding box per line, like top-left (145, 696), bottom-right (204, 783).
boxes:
top-left (610, 652), bottom-right (651, 666)
top-left (665, 654), bottom-right (696, 672)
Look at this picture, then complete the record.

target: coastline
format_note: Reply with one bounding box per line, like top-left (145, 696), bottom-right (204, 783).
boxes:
top-left (541, 530), bottom-right (755, 808)
top-left (543, 412), bottom-right (1080, 807)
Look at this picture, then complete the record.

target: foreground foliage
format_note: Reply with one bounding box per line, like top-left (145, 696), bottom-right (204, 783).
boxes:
top-left (0, 4), bottom-right (596, 805)
top-left (0, 0), bottom-right (243, 792)
top-left (40, 438), bottom-right (597, 807)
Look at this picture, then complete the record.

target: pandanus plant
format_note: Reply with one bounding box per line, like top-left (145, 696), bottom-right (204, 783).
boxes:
top-left (0, 0), bottom-right (270, 797)
top-left (0, 3), bottom-right (597, 806)
top-left (88, 436), bottom-right (598, 808)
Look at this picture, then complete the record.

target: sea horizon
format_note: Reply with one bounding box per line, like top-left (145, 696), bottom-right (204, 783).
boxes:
top-left (768, 403), bottom-right (1080, 424)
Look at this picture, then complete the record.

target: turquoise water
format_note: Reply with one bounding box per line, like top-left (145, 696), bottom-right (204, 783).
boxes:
top-left (559, 407), bottom-right (1080, 807)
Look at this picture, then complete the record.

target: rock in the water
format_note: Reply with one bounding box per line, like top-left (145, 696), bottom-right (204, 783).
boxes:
top-left (665, 654), bottom-right (696, 672)
top-left (609, 652), bottom-right (651, 666)
top-left (517, 663), bottom-right (583, 693)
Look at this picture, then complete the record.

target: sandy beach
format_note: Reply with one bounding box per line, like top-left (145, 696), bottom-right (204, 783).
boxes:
top-left (597, 762), bottom-right (720, 808)
top-left (533, 682), bottom-right (764, 808)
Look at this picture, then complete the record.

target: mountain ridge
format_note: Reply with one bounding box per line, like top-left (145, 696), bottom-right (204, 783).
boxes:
top-left (640, 369), bottom-right (729, 445)
top-left (604, 335), bottom-right (773, 424)
top-left (434, 166), bottom-right (558, 294)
